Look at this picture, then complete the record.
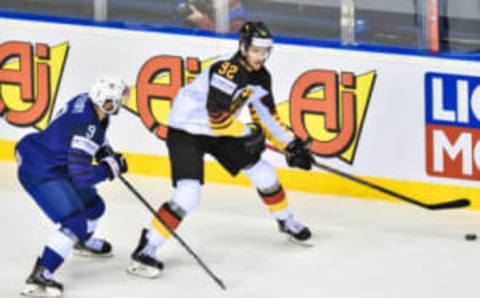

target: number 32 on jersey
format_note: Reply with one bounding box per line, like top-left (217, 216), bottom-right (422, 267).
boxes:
top-left (217, 62), bottom-right (239, 80)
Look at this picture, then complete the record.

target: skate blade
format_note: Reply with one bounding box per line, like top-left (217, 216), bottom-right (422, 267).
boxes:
top-left (287, 236), bottom-right (314, 247)
top-left (126, 261), bottom-right (163, 279)
top-left (73, 249), bottom-right (113, 258)
top-left (21, 284), bottom-right (62, 298)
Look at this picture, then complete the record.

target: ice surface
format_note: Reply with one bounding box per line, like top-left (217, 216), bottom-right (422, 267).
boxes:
top-left (0, 161), bottom-right (479, 298)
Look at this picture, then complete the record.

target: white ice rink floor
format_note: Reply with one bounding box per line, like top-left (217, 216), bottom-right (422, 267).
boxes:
top-left (1, 160), bottom-right (480, 298)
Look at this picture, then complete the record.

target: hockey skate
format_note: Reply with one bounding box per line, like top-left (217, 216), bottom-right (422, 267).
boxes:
top-left (127, 229), bottom-right (164, 278)
top-left (278, 216), bottom-right (313, 247)
top-left (21, 258), bottom-right (63, 298)
top-left (73, 238), bottom-right (113, 258)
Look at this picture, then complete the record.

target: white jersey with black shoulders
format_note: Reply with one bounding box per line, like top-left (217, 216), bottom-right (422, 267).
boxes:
top-left (168, 52), bottom-right (293, 149)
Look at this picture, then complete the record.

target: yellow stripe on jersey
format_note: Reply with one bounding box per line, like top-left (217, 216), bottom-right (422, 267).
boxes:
top-left (273, 114), bottom-right (290, 131)
top-left (210, 116), bottom-right (247, 137)
top-left (249, 106), bottom-right (290, 150)
top-left (209, 116), bottom-right (233, 129)
top-left (208, 111), bottom-right (231, 125)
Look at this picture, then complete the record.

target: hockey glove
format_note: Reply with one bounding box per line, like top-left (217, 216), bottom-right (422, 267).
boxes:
top-left (242, 123), bottom-right (266, 156)
top-left (285, 137), bottom-right (313, 170)
top-left (95, 145), bottom-right (115, 163)
top-left (101, 153), bottom-right (128, 180)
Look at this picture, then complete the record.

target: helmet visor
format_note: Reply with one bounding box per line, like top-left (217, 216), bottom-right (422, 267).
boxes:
top-left (251, 37), bottom-right (273, 48)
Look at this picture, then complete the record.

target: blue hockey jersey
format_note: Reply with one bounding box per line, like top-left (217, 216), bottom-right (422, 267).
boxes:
top-left (16, 93), bottom-right (110, 186)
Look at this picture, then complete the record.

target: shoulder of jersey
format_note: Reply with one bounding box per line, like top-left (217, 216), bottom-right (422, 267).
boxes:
top-left (68, 93), bottom-right (97, 122)
top-left (260, 66), bottom-right (271, 79)
top-left (256, 66), bottom-right (271, 81)
top-left (211, 59), bottom-right (248, 82)
top-left (246, 66), bottom-right (271, 89)
top-left (209, 59), bottom-right (248, 96)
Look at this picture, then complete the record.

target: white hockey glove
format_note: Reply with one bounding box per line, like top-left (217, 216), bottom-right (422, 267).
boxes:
top-left (101, 153), bottom-right (128, 180)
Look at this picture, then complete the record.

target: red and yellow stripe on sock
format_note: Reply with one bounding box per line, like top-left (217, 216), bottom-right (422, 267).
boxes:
top-left (151, 202), bottom-right (184, 238)
top-left (258, 186), bottom-right (289, 213)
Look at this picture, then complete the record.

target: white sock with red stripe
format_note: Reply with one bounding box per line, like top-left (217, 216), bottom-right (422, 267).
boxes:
top-left (243, 159), bottom-right (292, 220)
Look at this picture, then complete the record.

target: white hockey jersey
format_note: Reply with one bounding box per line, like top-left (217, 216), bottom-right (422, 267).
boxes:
top-left (168, 52), bottom-right (293, 149)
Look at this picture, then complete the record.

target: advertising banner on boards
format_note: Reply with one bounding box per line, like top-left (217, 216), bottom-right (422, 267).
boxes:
top-left (1, 17), bottom-right (480, 204)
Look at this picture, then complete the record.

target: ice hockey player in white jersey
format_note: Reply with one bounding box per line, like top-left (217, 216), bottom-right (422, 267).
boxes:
top-left (127, 21), bottom-right (314, 278)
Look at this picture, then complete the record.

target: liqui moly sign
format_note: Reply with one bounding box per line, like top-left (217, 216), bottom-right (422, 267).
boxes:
top-left (426, 72), bottom-right (480, 180)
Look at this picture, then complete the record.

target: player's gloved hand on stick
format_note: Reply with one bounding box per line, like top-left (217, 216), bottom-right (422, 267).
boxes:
top-left (95, 145), bottom-right (115, 163)
top-left (242, 123), bottom-right (266, 156)
top-left (101, 153), bottom-right (128, 180)
top-left (285, 137), bottom-right (313, 170)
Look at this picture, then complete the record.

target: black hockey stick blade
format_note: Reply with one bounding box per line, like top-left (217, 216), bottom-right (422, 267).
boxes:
top-left (310, 159), bottom-right (471, 211)
top-left (425, 198), bottom-right (470, 210)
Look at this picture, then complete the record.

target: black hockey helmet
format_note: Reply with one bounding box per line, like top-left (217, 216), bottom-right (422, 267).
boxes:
top-left (239, 21), bottom-right (273, 50)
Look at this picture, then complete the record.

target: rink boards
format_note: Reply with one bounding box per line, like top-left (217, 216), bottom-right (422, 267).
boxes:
top-left (1, 16), bottom-right (480, 208)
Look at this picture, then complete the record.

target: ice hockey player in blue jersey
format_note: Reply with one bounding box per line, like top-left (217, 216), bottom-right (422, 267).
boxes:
top-left (16, 76), bottom-right (129, 298)
top-left (127, 21), bottom-right (314, 278)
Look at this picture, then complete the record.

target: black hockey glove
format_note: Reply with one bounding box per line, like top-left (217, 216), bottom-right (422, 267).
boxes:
top-left (242, 123), bottom-right (266, 156)
top-left (95, 145), bottom-right (115, 163)
top-left (285, 137), bottom-right (313, 170)
top-left (101, 153), bottom-right (128, 180)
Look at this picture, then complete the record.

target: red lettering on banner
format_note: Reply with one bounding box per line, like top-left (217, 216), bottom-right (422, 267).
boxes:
top-left (290, 70), bottom-right (356, 156)
top-left (0, 42), bottom-right (34, 102)
top-left (133, 56), bottom-right (373, 164)
top-left (0, 97), bottom-right (4, 115)
top-left (0, 41), bottom-right (52, 127)
top-left (186, 57), bottom-right (201, 85)
top-left (137, 55), bottom-right (184, 139)
top-left (426, 124), bottom-right (480, 180)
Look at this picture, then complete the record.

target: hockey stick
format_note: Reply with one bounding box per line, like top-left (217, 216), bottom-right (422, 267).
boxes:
top-left (267, 144), bottom-right (470, 210)
top-left (118, 175), bottom-right (227, 290)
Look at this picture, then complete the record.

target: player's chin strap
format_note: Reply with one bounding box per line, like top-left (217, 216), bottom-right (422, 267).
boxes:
top-left (266, 143), bottom-right (470, 211)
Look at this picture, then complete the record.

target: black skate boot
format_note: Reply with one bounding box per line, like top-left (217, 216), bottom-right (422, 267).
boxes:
top-left (21, 258), bottom-right (63, 298)
top-left (278, 216), bottom-right (313, 246)
top-left (74, 238), bottom-right (113, 258)
top-left (127, 229), bottom-right (164, 278)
